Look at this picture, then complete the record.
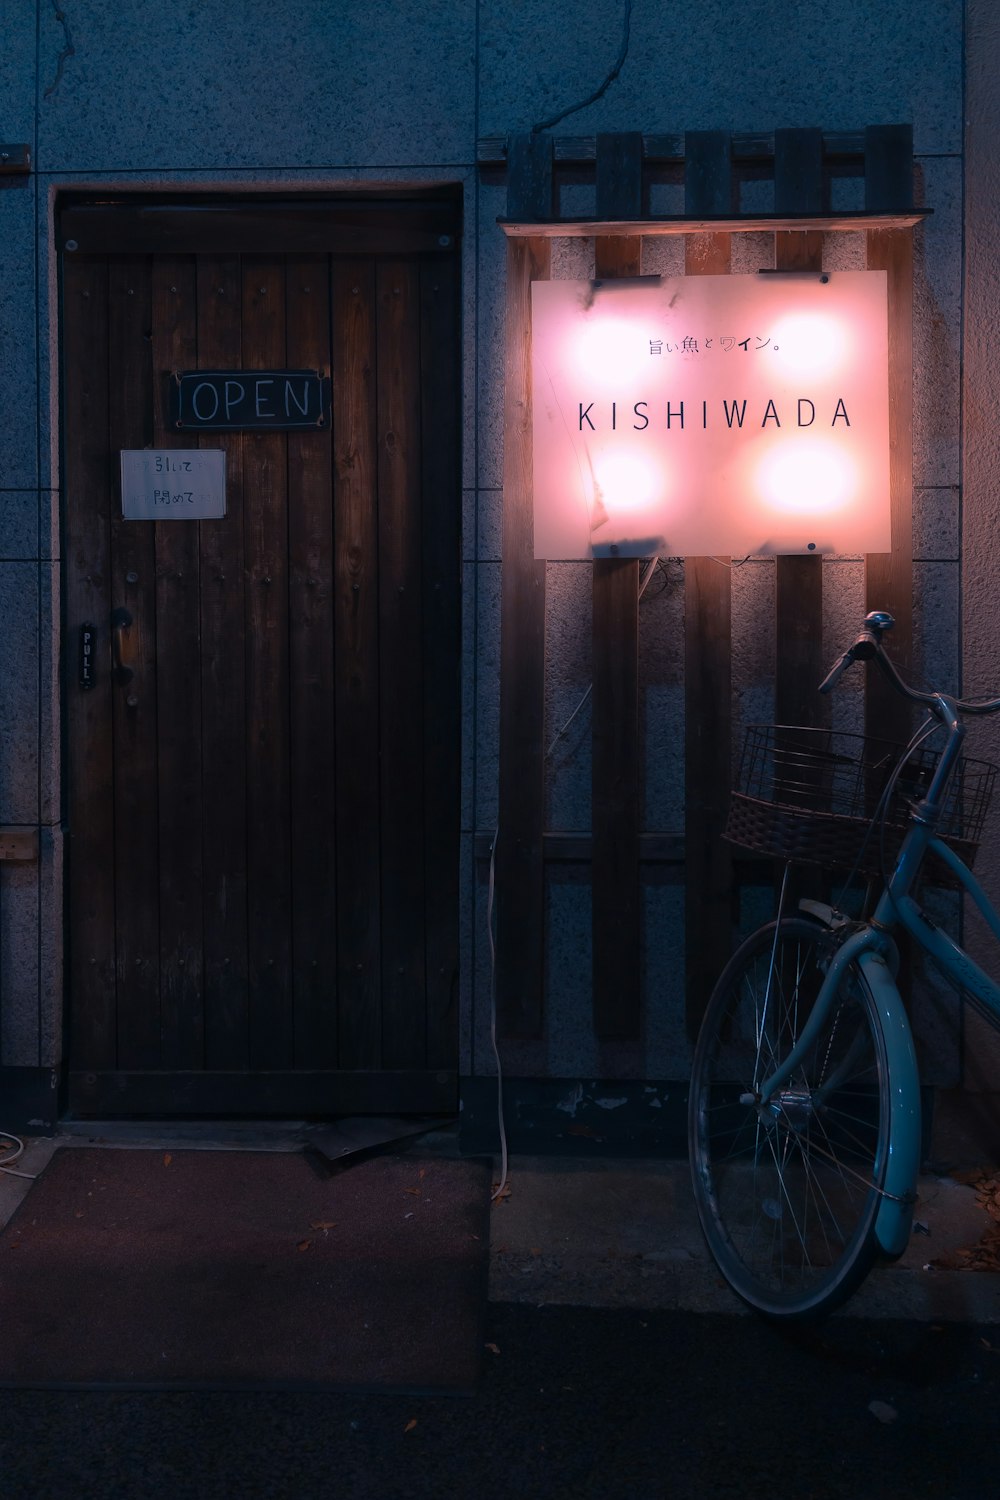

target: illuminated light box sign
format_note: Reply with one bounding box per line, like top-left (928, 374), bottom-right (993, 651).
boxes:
top-left (531, 271), bottom-right (891, 559)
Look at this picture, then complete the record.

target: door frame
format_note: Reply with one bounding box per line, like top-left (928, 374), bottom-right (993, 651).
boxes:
top-left (58, 187), bottom-right (464, 1117)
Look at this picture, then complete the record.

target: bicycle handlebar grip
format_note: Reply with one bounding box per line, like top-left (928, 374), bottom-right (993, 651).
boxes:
top-left (818, 650), bottom-right (855, 694)
top-left (850, 628), bottom-right (880, 660)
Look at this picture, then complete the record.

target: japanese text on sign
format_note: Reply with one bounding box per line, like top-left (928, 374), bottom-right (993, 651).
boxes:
top-left (120, 450), bottom-right (226, 521)
top-left (531, 271), bottom-right (891, 558)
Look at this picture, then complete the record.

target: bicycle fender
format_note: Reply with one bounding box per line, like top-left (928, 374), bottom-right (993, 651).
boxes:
top-left (857, 950), bottom-right (922, 1258)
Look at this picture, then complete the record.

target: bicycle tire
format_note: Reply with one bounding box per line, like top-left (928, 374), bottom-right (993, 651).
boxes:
top-left (688, 916), bottom-right (891, 1320)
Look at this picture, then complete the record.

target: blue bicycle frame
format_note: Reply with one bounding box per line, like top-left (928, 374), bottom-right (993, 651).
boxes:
top-left (755, 692), bottom-right (1000, 1259)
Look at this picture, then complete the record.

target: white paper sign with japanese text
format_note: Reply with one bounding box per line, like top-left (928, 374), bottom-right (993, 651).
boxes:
top-left (531, 271), bottom-right (891, 558)
top-left (120, 449), bottom-right (226, 521)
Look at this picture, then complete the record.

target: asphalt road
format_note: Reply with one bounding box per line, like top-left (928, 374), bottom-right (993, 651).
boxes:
top-left (2, 1301), bottom-right (998, 1500)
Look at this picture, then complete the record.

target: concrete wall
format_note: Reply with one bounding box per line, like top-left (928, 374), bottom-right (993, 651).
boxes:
top-left (961, 0), bottom-right (1000, 1089)
top-left (0, 1), bottom-right (984, 1110)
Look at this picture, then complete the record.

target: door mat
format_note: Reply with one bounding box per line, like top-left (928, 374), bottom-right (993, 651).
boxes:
top-left (0, 1147), bottom-right (491, 1393)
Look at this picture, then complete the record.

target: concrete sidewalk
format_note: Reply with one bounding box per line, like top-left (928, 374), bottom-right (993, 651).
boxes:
top-left (2, 1106), bottom-right (999, 1324)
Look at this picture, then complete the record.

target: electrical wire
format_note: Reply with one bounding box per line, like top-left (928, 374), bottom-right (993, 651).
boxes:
top-left (486, 830), bottom-right (508, 1202)
top-left (0, 1131), bottom-right (36, 1180)
top-left (531, 1), bottom-right (633, 135)
top-left (488, 552), bottom-right (664, 1203)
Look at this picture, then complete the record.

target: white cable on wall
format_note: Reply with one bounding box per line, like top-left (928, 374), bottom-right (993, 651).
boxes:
top-left (488, 554), bottom-right (664, 1202)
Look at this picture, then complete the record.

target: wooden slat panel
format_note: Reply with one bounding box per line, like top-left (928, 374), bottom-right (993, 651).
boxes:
top-left (774, 556), bottom-right (825, 723)
top-left (59, 197), bottom-right (462, 256)
top-left (592, 132), bottom-right (642, 1042)
top-left (108, 256), bottom-right (161, 1068)
top-left (505, 133), bottom-right (554, 223)
top-left (864, 124), bottom-right (915, 214)
top-left (595, 132), bottom-right (644, 218)
top-left (684, 131), bottom-right (733, 214)
top-left (241, 256), bottom-right (293, 1067)
top-left (332, 259), bottom-right (382, 1069)
top-left (420, 255), bottom-right (462, 1071)
top-left (151, 256), bottom-right (205, 1068)
top-left (285, 256), bottom-right (337, 1067)
top-left (774, 129), bottom-right (826, 729)
top-left (477, 130), bottom-right (874, 168)
top-left (774, 127), bottom-right (825, 216)
top-left (196, 256), bottom-right (250, 1070)
top-left (683, 132), bottom-right (734, 1037)
top-left (865, 226), bottom-right (914, 742)
top-left (64, 256), bottom-right (116, 1069)
top-left (497, 236), bottom-right (549, 1038)
top-left (497, 133), bottom-right (552, 1037)
top-left (377, 258), bottom-right (427, 1070)
top-left (864, 126), bottom-right (914, 742)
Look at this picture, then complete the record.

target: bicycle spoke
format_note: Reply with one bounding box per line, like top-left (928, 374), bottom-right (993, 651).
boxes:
top-left (689, 918), bottom-right (889, 1318)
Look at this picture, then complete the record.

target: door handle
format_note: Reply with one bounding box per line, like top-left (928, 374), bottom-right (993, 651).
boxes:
top-left (110, 606), bottom-right (134, 684)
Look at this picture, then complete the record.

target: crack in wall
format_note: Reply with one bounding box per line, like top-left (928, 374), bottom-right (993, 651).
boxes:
top-left (43, 1), bottom-right (75, 100)
top-left (532, 0), bottom-right (633, 134)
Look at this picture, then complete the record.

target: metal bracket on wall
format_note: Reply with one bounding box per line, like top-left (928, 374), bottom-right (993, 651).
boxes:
top-left (0, 145), bottom-right (31, 176)
top-left (0, 829), bottom-right (39, 862)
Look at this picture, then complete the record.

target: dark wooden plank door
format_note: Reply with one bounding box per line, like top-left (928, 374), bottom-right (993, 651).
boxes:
top-left (62, 206), bottom-right (460, 1116)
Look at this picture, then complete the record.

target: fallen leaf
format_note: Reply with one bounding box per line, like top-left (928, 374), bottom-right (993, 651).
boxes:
top-left (404, 1419), bottom-right (418, 1433)
top-left (163, 1153), bottom-right (172, 1167)
top-left (485, 1342), bottom-right (501, 1355)
top-left (297, 1239), bottom-right (312, 1252)
top-left (418, 1168), bottom-right (426, 1180)
top-left (868, 1400), bottom-right (898, 1424)
top-left (310, 1221), bottom-right (337, 1233)
top-left (403, 1187), bottom-right (422, 1197)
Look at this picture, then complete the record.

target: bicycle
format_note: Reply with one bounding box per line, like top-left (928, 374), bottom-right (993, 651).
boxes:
top-left (687, 609), bottom-right (1000, 1320)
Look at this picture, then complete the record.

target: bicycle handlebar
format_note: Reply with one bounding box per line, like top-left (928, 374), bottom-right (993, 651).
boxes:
top-left (819, 610), bottom-right (1000, 716)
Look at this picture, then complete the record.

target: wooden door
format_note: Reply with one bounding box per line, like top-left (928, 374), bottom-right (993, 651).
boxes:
top-left (60, 196), bottom-right (461, 1116)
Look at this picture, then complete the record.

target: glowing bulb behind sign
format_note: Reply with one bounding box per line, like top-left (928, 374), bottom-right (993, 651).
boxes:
top-left (769, 313), bottom-right (849, 378)
top-left (531, 272), bottom-right (891, 558)
top-left (755, 437), bottom-right (857, 515)
top-left (572, 315), bottom-right (649, 391)
top-left (590, 450), bottom-right (662, 528)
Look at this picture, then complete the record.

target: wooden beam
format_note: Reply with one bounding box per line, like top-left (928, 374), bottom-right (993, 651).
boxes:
top-left (865, 226), bottom-right (914, 744)
top-left (683, 133), bottom-right (734, 1038)
top-left (864, 126), bottom-right (913, 742)
top-left (498, 212), bottom-right (928, 237)
top-left (477, 130), bottom-right (874, 169)
top-left (774, 129), bottom-right (826, 731)
top-left (865, 124), bottom-right (915, 214)
top-left (591, 134), bottom-right (643, 1043)
top-left (496, 133), bottom-right (553, 1037)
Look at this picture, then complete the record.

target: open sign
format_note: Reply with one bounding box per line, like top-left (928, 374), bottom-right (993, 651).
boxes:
top-left (170, 370), bottom-right (331, 431)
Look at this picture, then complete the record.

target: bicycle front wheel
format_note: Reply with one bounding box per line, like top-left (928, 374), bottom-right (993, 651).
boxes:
top-left (688, 917), bottom-right (891, 1320)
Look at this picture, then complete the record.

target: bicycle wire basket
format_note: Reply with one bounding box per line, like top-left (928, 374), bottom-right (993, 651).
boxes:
top-left (725, 724), bottom-right (998, 888)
